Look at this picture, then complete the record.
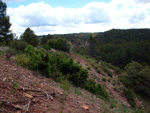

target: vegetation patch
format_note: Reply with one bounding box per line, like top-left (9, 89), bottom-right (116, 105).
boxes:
top-left (120, 61), bottom-right (150, 101)
top-left (74, 88), bottom-right (82, 96)
top-left (45, 38), bottom-right (71, 53)
top-left (85, 79), bottom-right (108, 99)
top-left (16, 54), bottom-right (30, 68)
top-left (9, 40), bottom-right (28, 51)
top-left (101, 66), bottom-right (112, 77)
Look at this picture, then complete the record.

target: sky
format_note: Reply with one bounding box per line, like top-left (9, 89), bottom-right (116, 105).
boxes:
top-left (3, 0), bottom-right (150, 36)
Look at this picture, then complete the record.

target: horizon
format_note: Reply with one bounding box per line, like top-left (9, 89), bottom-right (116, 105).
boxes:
top-left (37, 28), bottom-right (150, 36)
top-left (3, 0), bottom-right (150, 36)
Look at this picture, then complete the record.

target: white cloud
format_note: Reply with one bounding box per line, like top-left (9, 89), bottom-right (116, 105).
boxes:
top-left (82, 2), bottom-right (111, 24)
top-left (7, 1), bottom-right (150, 36)
top-left (108, 0), bottom-right (150, 27)
top-left (135, 0), bottom-right (150, 4)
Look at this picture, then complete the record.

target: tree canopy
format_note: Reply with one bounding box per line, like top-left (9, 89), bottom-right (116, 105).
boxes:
top-left (40, 34), bottom-right (53, 45)
top-left (71, 29), bottom-right (150, 68)
top-left (95, 29), bottom-right (150, 67)
top-left (88, 35), bottom-right (97, 57)
top-left (119, 61), bottom-right (150, 100)
top-left (21, 27), bottom-right (39, 47)
top-left (0, 0), bottom-right (13, 45)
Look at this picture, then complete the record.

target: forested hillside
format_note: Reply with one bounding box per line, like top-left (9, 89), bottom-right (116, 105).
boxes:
top-left (71, 29), bottom-right (150, 68)
top-left (95, 29), bottom-right (150, 67)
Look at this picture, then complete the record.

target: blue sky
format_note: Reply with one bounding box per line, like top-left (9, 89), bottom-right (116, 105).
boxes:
top-left (6, 0), bottom-right (111, 8)
top-left (3, 0), bottom-right (150, 36)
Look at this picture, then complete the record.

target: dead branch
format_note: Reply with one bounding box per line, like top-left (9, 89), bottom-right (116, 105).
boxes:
top-left (18, 86), bottom-right (54, 101)
top-left (1, 100), bottom-right (22, 110)
top-left (44, 91), bottom-right (53, 101)
top-left (32, 95), bottom-right (45, 97)
top-left (18, 87), bottom-right (42, 92)
top-left (19, 84), bottom-right (62, 95)
top-left (49, 95), bottom-right (53, 101)
top-left (44, 91), bottom-right (49, 100)
top-left (26, 99), bottom-right (31, 112)
top-left (47, 85), bottom-right (63, 95)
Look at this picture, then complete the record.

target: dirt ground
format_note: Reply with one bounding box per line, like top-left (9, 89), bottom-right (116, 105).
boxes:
top-left (0, 57), bottom-right (102, 113)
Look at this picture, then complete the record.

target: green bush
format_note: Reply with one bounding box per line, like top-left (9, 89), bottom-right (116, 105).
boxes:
top-left (71, 47), bottom-right (88, 55)
top-left (0, 50), bottom-right (5, 56)
top-left (124, 61), bottom-right (150, 100)
top-left (40, 34), bottom-right (53, 45)
top-left (41, 44), bottom-right (49, 50)
top-left (24, 45), bottom-right (51, 78)
top-left (96, 83), bottom-right (108, 99)
top-left (101, 60), bottom-right (122, 74)
top-left (119, 61), bottom-right (150, 106)
top-left (87, 65), bottom-right (91, 70)
top-left (102, 66), bottom-right (112, 77)
top-left (46, 38), bottom-right (70, 52)
top-left (94, 64), bottom-right (99, 70)
top-left (134, 108), bottom-right (144, 113)
top-left (102, 77), bottom-right (106, 82)
top-left (90, 61), bottom-right (95, 66)
top-left (23, 45), bottom-right (88, 87)
top-left (84, 79), bottom-right (108, 99)
top-left (5, 48), bottom-right (17, 60)
top-left (16, 54), bottom-right (30, 68)
top-left (9, 40), bottom-right (27, 51)
top-left (51, 53), bottom-right (88, 87)
top-left (124, 88), bottom-right (136, 107)
top-left (85, 79), bottom-right (97, 94)
top-left (97, 68), bottom-right (101, 73)
top-left (119, 76), bottom-right (132, 88)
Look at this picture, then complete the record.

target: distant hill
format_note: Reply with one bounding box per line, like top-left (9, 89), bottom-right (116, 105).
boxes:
top-left (66, 28), bottom-right (150, 67)
top-left (96, 28), bottom-right (150, 44)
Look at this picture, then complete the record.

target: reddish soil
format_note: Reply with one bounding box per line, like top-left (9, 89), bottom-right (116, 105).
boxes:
top-left (0, 57), bottom-right (102, 113)
top-left (67, 53), bottom-right (130, 107)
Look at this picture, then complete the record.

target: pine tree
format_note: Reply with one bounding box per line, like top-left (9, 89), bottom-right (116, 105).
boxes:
top-left (0, 0), bottom-right (13, 45)
top-left (21, 27), bottom-right (39, 47)
top-left (88, 35), bottom-right (97, 57)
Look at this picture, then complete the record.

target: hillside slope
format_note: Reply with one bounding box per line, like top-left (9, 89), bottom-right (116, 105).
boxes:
top-left (0, 57), bottom-right (103, 113)
top-left (67, 53), bottom-right (129, 106)
top-left (1, 50), bottom-right (145, 112)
